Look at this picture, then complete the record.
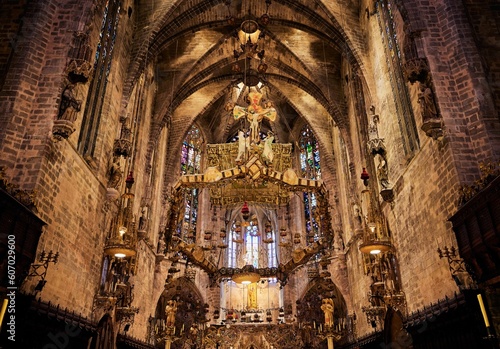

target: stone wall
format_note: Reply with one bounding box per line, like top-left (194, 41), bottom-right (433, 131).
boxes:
top-left (1, 0), bottom-right (498, 346)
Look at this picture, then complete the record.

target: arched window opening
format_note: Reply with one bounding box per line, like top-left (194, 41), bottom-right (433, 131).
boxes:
top-left (299, 125), bottom-right (321, 245)
top-left (228, 221), bottom-right (239, 268)
top-left (267, 235), bottom-right (277, 268)
top-left (245, 220), bottom-right (260, 268)
top-left (78, 0), bottom-right (121, 157)
top-left (180, 125), bottom-right (203, 243)
top-left (181, 125), bottom-right (202, 175)
top-left (376, 0), bottom-right (419, 156)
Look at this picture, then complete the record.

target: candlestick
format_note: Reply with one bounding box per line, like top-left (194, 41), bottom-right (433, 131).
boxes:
top-left (477, 294), bottom-right (490, 327)
top-left (0, 299), bottom-right (8, 331)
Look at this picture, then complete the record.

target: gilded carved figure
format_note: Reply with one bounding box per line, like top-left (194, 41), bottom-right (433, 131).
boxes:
top-left (321, 298), bottom-right (334, 327)
top-left (165, 300), bottom-right (178, 327)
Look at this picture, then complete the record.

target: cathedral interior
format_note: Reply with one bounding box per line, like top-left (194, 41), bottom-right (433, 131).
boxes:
top-left (1, 0), bottom-right (500, 348)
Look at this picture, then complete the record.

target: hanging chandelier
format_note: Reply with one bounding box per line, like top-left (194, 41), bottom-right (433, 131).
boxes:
top-left (227, 0), bottom-right (271, 86)
top-left (104, 171), bottom-right (137, 258)
top-left (231, 264), bottom-right (261, 284)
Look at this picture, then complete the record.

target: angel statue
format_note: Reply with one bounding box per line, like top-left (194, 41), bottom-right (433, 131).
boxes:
top-left (165, 300), bottom-right (178, 327)
top-left (321, 298), bottom-right (335, 327)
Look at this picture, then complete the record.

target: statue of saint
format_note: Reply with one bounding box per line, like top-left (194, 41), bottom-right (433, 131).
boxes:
top-left (376, 155), bottom-right (390, 189)
top-left (165, 300), bottom-right (178, 327)
top-left (418, 82), bottom-right (438, 122)
top-left (58, 82), bottom-right (81, 121)
top-left (247, 282), bottom-right (258, 309)
top-left (138, 206), bottom-right (148, 232)
top-left (368, 106), bottom-right (380, 141)
top-left (233, 91), bottom-right (276, 144)
top-left (107, 156), bottom-right (122, 189)
top-left (321, 298), bottom-right (334, 327)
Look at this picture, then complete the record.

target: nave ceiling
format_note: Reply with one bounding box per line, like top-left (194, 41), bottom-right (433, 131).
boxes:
top-left (126, 0), bottom-right (367, 151)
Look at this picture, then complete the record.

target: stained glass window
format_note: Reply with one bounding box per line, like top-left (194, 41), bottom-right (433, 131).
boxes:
top-left (78, 0), bottom-right (121, 157)
top-left (245, 222), bottom-right (260, 268)
top-left (299, 126), bottom-right (321, 180)
top-left (180, 125), bottom-right (202, 175)
top-left (299, 125), bottom-right (321, 245)
top-left (267, 236), bottom-right (277, 268)
top-left (180, 125), bottom-right (203, 242)
top-left (228, 222), bottom-right (238, 268)
top-left (376, 0), bottom-right (419, 157)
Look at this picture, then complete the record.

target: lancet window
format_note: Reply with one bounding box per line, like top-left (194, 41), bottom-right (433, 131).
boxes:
top-left (299, 125), bottom-right (321, 245)
top-left (78, 0), bottom-right (121, 157)
top-left (180, 125), bottom-right (203, 242)
top-left (376, 0), bottom-right (419, 156)
top-left (245, 221), bottom-right (260, 268)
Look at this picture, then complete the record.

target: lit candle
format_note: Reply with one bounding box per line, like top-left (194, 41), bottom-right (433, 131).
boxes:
top-left (477, 294), bottom-right (490, 327)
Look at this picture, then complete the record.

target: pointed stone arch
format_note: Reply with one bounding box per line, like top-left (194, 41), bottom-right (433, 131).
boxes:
top-left (153, 277), bottom-right (207, 348)
top-left (297, 277), bottom-right (348, 325)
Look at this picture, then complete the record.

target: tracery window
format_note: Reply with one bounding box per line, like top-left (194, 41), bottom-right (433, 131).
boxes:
top-left (299, 125), bottom-right (321, 180)
top-left (180, 125), bottom-right (203, 242)
top-left (267, 236), bottom-right (277, 268)
top-left (299, 125), bottom-right (321, 244)
top-left (228, 222), bottom-right (239, 268)
top-left (376, 0), bottom-right (419, 157)
top-left (245, 221), bottom-right (260, 268)
top-left (78, 0), bottom-right (121, 157)
top-left (181, 125), bottom-right (202, 175)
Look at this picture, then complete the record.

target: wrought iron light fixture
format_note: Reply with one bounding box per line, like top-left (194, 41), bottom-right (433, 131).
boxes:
top-left (104, 171), bottom-right (138, 258)
top-left (359, 222), bottom-right (392, 255)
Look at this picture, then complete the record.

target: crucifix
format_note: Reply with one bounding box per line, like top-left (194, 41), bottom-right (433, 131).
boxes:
top-left (233, 91), bottom-right (277, 144)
